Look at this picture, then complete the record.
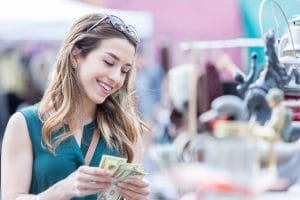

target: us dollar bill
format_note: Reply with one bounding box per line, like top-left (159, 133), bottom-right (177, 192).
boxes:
top-left (115, 169), bottom-right (147, 182)
top-left (97, 155), bottom-right (147, 200)
top-left (99, 155), bottom-right (127, 174)
top-left (97, 184), bottom-right (121, 200)
top-left (97, 169), bottom-right (147, 200)
top-left (113, 163), bottom-right (140, 178)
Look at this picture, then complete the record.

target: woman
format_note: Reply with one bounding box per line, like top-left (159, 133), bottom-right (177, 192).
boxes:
top-left (1, 13), bottom-right (149, 200)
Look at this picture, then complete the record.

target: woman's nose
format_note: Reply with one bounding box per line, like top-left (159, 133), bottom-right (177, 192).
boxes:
top-left (108, 67), bottom-right (122, 83)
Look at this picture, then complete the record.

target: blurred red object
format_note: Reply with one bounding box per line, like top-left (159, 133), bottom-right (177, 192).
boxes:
top-left (196, 180), bottom-right (255, 198)
top-left (284, 95), bottom-right (300, 121)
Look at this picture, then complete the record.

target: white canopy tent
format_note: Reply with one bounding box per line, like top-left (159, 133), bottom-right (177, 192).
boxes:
top-left (0, 0), bottom-right (154, 41)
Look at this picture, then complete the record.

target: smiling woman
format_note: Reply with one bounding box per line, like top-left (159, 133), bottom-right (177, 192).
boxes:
top-left (75, 38), bottom-right (135, 105)
top-left (1, 13), bottom-right (149, 200)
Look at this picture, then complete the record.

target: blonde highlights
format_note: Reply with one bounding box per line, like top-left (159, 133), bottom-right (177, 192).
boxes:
top-left (39, 13), bottom-right (146, 162)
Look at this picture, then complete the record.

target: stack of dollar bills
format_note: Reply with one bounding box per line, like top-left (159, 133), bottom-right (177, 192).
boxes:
top-left (97, 155), bottom-right (147, 200)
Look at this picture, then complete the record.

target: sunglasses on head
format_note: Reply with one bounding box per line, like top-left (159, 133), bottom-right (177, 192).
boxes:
top-left (87, 15), bottom-right (140, 43)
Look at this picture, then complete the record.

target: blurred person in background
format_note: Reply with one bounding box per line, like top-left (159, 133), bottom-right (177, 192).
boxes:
top-left (17, 49), bottom-right (56, 111)
top-left (135, 42), bottom-right (164, 122)
top-left (0, 47), bottom-right (26, 116)
top-left (1, 13), bottom-right (149, 200)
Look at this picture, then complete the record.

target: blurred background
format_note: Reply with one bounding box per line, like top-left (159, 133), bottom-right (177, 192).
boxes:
top-left (1, 0), bottom-right (300, 199)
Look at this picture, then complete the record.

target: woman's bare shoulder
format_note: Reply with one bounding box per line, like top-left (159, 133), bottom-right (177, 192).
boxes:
top-left (2, 112), bottom-right (31, 147)
top-left (6, 112), bottom-right (28, 131)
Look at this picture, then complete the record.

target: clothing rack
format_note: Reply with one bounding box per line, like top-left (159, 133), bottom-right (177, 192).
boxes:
top-left (179, 38), bottom-right (265, 133)
top-left (180, 38), bottom-right (264, 50)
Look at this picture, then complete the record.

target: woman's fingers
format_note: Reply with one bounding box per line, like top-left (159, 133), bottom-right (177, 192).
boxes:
top-left (116, 178), bottom-right (150, 199)
top-left (117, 186), bottom-right (149, 200)
top-left (126, 178), bottom-right (149, 188)
top-left (68, 166), bottom-right (115, 197)
top-left (76, 179), bottom-right (111, 190)
top-left (78, 165), bottom-right (112, 176)
top-left (77, 171), bottom-right (114, 184)
top-left (72, 180), bottom-right (111, 197)
top-left (68, 166), bottom-right (150, 199)
top-left (73, 187), bottom-right (107, 197)
top-left (77, 165), bottom-right (114, 185)
top-left (117, 181), bottom-right (148, 195)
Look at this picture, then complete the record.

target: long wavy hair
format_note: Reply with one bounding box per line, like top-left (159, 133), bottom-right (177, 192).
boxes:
top-left (39, 13), bottom-right (146, 162)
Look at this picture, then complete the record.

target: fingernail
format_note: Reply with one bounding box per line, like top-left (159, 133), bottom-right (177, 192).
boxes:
top-left (117, 182), bottom-right (123, 186)
top-left (126, 179), bottom-right (134, 183)
top-left (105, 170), bottom-right (111, 174)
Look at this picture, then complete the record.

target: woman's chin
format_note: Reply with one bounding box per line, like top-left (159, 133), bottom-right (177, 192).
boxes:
top-left (94, 96), bottom-right (108, 105)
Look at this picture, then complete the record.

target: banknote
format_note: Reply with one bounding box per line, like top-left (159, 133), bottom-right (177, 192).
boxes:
top-left (99, 155), bottom-right (127, 174)
top-left (115, 169), bottom-right (147, 182)
top-left (113, 163), bottom-right (140, 177)
top-left (97, 184), bottom-right (121, 200)
top-left (97, 155), bottom-right (147, 200)
top-left (97, 169), bottom-right (147, 200)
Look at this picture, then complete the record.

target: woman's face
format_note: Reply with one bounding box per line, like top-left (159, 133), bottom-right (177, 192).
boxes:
top-left (76, 38), bottom-right (135, 105)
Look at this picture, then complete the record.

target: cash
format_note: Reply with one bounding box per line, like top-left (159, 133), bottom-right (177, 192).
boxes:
top-left (97, 155), bottom-right (147, 200)
top-left (99, 155), bottom-right (127, 174)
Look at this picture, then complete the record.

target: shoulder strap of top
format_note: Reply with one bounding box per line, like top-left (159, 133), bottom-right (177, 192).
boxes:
top-left (18, 104), bottom-right (43, 154)
top-left (19, 104), bottom-right (42, 136)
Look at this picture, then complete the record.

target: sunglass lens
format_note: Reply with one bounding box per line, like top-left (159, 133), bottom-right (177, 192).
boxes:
top-left (127, 25), bottom-right (139, 42)
top-left (110, 16), bottom-right (125, 31)
top-left (109, 15), bottom-right (139, 42)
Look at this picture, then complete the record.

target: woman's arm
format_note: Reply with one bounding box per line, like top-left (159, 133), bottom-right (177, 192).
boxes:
top-left (1, 113), bottom-right (113, 200)
top-left (1, 112), bottom-right (36, 199)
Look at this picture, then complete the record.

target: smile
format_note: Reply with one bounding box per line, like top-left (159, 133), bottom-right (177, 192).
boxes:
top-left (98, 81), bottom-right (113, 93)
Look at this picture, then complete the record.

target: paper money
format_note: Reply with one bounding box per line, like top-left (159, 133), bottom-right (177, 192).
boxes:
top-left (97, 155), bottom-right (147, 200)
top-left (97, 184), bottom-right (121, 200)
top-left (99, 155), bottom-right (127, 174)
top-left (113, 163), bottom-right (140, 178)
top-left (115, 169), bottom-right (147, 182)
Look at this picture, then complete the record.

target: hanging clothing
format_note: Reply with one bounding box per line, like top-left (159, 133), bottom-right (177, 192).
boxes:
top-left (197, 62), bottom-right (223, 116)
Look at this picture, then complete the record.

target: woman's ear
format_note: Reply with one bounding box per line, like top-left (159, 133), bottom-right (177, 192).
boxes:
top-left (71, 47), bottom-right (81, 68)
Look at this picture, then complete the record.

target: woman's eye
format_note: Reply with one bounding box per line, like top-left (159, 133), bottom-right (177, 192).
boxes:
top-left (104, 60), bottom-right (113, 66)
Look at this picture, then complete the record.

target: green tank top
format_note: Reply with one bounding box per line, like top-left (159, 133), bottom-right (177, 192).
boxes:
top-left (20, 105), bottom-right (122, 200)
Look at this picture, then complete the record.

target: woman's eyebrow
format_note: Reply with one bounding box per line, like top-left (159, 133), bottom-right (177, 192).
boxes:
top-left (105, 52), bottom-right (120, 61)
top-left (104, 52), bottom-right (133, 67)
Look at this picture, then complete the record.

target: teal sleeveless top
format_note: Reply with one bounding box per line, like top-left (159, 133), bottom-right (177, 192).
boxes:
top-left (20, 105), bottom-right (122, 200)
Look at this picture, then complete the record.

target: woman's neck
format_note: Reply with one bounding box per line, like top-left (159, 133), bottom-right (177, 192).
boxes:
top-left (72, 96), bottom-right (97, 128)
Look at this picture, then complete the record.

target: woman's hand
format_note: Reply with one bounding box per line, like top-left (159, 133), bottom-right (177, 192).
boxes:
top-left (116, 178), bottom-right (150, 200)
top-left (59, 165), bottom-right (114, 198)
